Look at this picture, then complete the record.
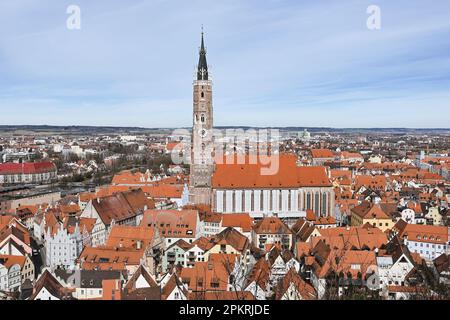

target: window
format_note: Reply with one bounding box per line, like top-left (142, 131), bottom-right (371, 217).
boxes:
top-left (315, 193), bottom-right (320, 214)
top-left (201, 114), bottom-right (205, 122)
top-left (288, 191), bottom-right (291, 211)
top-left (270, 191), bottom-right (273, 211)
top-left (260, 191), bottom-right (264, 211)
top-left (201, 92), bottom-right (204, 98)
top-left (306, 193), bottom-right (312, 210)
top-left (251, 191), bottom-right (254, 211)
top-left (321, 193), bottom-right (328, 216)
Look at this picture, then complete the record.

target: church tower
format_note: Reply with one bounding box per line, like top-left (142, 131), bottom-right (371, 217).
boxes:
top-left (189, 30), bottom-right (214, 205)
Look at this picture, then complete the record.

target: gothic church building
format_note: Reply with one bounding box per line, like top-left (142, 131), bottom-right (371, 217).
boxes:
top-left (188, 33), bottom-right (335, 218)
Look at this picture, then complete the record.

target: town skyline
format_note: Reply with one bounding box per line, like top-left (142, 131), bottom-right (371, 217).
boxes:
top-left (1, 0), bottom-right (450, 128)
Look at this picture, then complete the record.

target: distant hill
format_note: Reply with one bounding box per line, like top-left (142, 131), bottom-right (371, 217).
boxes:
top-left (0, 125), bottom-right (448, 135)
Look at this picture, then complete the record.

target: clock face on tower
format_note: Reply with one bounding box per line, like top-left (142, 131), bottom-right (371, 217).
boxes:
top-left (199, 129), bottom-right (207, 138)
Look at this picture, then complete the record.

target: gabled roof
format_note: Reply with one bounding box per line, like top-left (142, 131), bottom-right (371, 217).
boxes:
top-left (212, 154), bottom-right (332, 189)
top-left (180, 255), bottom-right (237, 293)
top-left (0, 224), bottom-right (31, 247)
top-left (0, 162), bottom-right (56, 175)
top-left (246, 258), bottom-right (270, 289)
top-left (275, 268), bottom-right (316, 300)
top-left (311, 149), bottom-right (335, 159)
top-left (0, 254), bottom-right (26, 269)
top-left (385, 236), bottom-right (415, 266)
top-left (222, 213), bottom-right (253, 232)
top-left (253, 217), bottom-right (292, 235)
top-left (124, 265), bottom-right (158, 290)
top-left (355, 175), bottom-right (387, 190)
top-left (140, 209), bottom-right (198, 239)
top-left (312, 225), bottom-right (388, 250)
top-left (106, 225), bottom-right (154, 249)
top-left (92, 189), bottom-right (152, 225)
top-left (142, 184), bottom-right (184, 199)
top-left (267, 246), bottom-right (295, 266)
top-left (162, 273), bottom-right (187, 299)
top-left (209, 227), bottom-right (249, 253)
top-left (30, 270), bottom-right (72, 300)
top-left (396, 223), bottom-right (448, 245)
top-left (433, 254), bottom-right (450, 274)
top-left (167, 239), bottom-right (191, 251)
top-left (351, 201), bottom-right (391, 220)
top-left (291, 218), bottom-right (316, 242)
top-left (79, 246), bottom-right (144, 270)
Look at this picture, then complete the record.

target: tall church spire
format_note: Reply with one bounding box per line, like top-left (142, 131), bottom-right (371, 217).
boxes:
top-left (190, 27), bottom-right (214, 205)
top-left (197, 28), bottom-right (208, 80)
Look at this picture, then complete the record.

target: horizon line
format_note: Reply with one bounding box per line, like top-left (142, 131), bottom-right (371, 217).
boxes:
top-left (0, 124), bottom-right (449, 131)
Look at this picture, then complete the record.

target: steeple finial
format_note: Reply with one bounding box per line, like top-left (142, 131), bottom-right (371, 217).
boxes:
top-left (197, 27), bottom-right (208, 80)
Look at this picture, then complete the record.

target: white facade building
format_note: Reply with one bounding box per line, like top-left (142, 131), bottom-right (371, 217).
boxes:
top-left (45, 224), bottom-right (83, 269)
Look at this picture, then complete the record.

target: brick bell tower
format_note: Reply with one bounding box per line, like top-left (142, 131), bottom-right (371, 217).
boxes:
top-left (189, 30), bottom-right (214, 205)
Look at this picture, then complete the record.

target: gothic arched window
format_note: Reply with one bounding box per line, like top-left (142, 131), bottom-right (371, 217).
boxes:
top-left (279, 190), bottom-right (282, 211)
top-left (269, 190), bottom-right (273, 211)
top-left (232, 191), bottom-right (236, 212)
top-left (322, 192), bottom-right (328, 216)
top-left (251, 191), bottom-right (254, 212)
top-left (315, 192), bottom-right (320, 215)
top-left (260, 191), bottom-right (264, 211)
top-left (201, 92), bottom-right (204, 98)
top-left (306, 193), bottom-right (312, 210)
top-left (288, 191), bottom-right (291, 211)
top-left (201, 114), bottom-right (205, 122)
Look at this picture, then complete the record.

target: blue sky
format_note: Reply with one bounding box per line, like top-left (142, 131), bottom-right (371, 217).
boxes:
top-left (0, 0), bottom-right (450, 128)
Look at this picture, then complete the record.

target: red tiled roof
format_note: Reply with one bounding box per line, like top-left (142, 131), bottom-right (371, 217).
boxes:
top-left (222, 213), bottom-right (253, 233)
top-left (212, 154), bottom-right (331, 189)
top-left (0, 162), bottom-right (56, 175)
top-left (311, 149), bottom-right (335, 159)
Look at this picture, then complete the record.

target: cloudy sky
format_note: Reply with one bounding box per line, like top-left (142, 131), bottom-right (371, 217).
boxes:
top-left (0, 0), bottom-right (449, 128)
